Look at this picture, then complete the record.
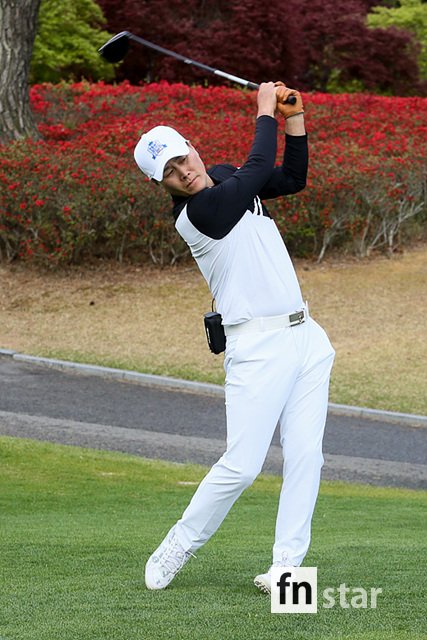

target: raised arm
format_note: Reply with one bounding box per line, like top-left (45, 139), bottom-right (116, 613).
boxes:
top-left (183, 83), bottom-right (279, 239)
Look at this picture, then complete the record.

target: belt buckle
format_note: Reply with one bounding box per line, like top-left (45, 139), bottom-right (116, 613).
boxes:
top-left (289, 310), bottom-right (305, 326)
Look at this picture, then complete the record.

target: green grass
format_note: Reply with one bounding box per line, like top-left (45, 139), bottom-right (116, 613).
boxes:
top-left (0, 436), bottom-right (426, 640)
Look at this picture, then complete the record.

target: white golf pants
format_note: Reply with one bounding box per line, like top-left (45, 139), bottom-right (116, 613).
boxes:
top-left (174, 316), bottom-right (335, 566)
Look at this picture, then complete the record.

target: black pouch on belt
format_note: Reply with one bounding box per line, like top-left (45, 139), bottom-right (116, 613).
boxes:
top-left (204, 301), bottom-right (226, 354)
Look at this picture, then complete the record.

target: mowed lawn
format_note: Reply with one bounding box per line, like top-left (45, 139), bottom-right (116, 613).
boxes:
top-left (0, 245), bottom-right (426, 415)
top-left (0, 437), bottom-right (426, 640)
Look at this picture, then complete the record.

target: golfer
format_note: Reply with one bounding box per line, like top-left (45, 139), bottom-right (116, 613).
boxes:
top-left (134, 82), bottom-right (335, 593)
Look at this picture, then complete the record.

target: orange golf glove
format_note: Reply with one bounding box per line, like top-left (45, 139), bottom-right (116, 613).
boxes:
top-left (275, 81), bottom-right (304, 119)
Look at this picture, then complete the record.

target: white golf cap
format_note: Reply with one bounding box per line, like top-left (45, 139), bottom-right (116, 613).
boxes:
top-left (134, 125), bottom-right (189, 181)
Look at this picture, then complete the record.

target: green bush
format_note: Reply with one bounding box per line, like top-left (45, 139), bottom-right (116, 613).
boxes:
top-left (31, 0), bottom-right (115, 83)
top-left (0, 82), bottom-right (426, 268)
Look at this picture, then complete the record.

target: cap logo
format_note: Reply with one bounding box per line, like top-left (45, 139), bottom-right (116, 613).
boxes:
top-left (148, 139), bottom-right (167, 161)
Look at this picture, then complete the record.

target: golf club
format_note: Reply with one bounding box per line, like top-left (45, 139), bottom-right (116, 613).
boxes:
top-left (99, 31), bottom-right (297, 104)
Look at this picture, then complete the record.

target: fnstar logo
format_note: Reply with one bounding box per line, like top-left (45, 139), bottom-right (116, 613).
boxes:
top-left (271, 568), bottom-right (383, 614)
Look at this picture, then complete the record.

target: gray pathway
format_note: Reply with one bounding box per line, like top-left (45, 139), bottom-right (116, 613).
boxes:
top-left (0, 356), bottom-right (426, 489)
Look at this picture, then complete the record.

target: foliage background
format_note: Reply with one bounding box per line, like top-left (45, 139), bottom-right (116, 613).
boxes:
top-left (3, 1), bottom-right (425, 268)
top-left (0, 82), bottom-right (425, 268)
top-left (95, 0), bottom-right (426, 96)
top-left (30, 0), bottom-right (427, 95)
top-left (30, 0), bottom-right (115, 83)
top-left (367, 0), bottom-right (427, 80)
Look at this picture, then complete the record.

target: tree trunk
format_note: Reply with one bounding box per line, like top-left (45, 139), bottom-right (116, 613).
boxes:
top-left (0, 0), bottom-right (42, 143)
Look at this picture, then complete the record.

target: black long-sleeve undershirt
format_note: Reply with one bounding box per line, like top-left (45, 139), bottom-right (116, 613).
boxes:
top-left (172, 115), bottom-right (308, 240)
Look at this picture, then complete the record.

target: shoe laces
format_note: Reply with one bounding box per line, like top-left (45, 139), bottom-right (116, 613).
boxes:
top-left (269, 556), bottom-right (295, 574)
top-left (160, 535), bottom-right (195, 576)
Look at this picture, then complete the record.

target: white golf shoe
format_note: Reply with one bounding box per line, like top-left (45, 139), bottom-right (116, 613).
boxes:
top-left (254, 569), bottom-right (274, 594)
top-left (145, 527), bottom-right (194, 590)
top-left (254, 563), bottom-right (296, 594)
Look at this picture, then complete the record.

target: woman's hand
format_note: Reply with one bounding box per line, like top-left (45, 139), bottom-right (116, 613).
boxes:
top-left (256, 82), bottom-right (278, 119)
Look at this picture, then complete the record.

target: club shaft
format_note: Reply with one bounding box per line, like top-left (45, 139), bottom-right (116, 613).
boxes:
top-left (102, 31), bottom-right (296, 103)
top-left (128, 33), bottom-right (256, 89)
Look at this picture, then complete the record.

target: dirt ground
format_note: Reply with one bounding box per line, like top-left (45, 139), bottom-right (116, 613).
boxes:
top-left (1, 246), bottom-right (426, 415)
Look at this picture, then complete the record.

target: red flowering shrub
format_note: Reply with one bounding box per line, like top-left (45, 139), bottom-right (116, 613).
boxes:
top-left (0, 81), bottom-right (425, 267)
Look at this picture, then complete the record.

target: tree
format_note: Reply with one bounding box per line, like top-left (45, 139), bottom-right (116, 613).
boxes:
top-left (30, 0), bottom-right (115, 83)
top-left (97, 0), bottom-right (424, 95)
top-left (285, 0), bottom-right (422, 94)
top-left (97, 0), bottom-right (305, 86)
top-left (194, 0), bottom-right (305, 87)
top-left (367, 0), bottom-right (427, 78)
top-left (0, 0), bottom-right (42, 143)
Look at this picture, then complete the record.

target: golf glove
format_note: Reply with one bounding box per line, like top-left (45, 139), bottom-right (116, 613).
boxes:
top-left (275, 82), bottom-right (304, 119)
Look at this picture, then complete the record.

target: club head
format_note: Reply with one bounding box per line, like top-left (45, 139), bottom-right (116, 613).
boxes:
top-left (98, 31), bottom-right (131, 63)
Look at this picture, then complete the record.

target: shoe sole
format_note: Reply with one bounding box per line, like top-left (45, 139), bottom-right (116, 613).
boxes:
top-left (145, 579), bottom-right (165, 590)
top-left (254, 576), bottom-right (271, 595)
